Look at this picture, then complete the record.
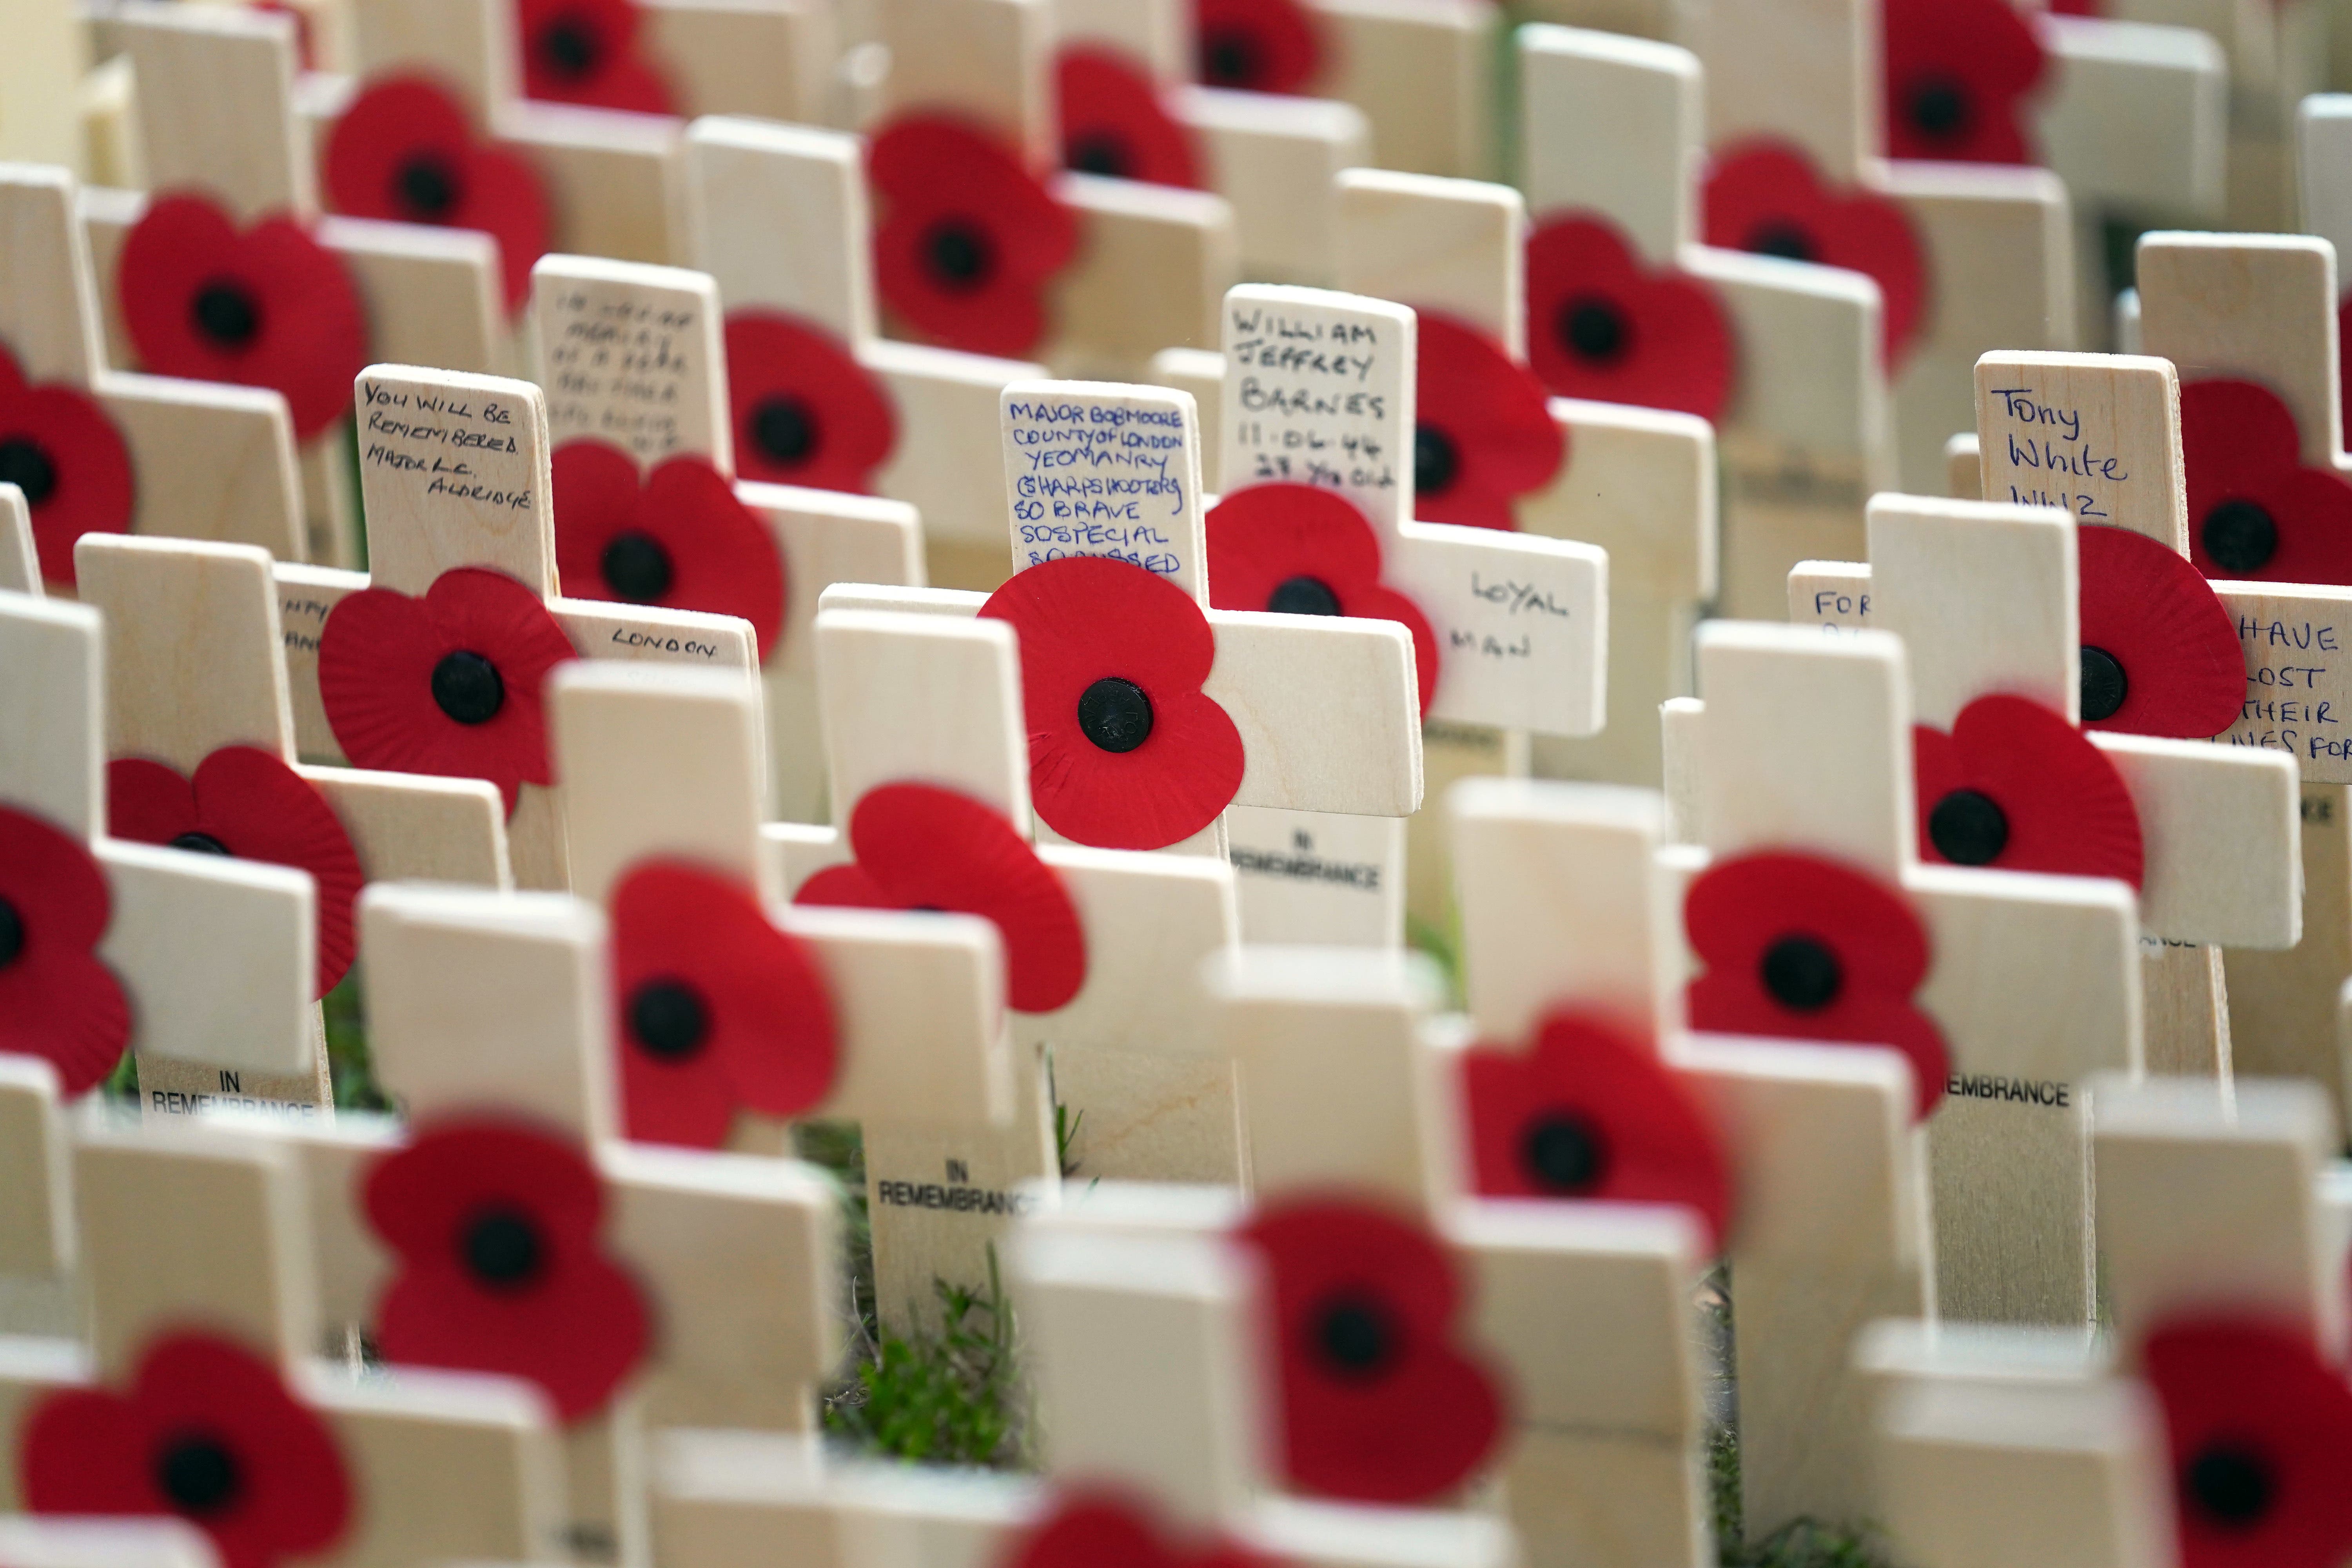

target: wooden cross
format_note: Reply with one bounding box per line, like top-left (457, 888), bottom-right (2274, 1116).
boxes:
top-left (0, 1109), bottom-right (569, 1568)
top-left (1207, 285), bottom-right (1606, 942)
top-left (0, 486), bottom-right (38, 594)
top-left (526, 251), bottom-right (922, 822)
top-left (0, 587), bottom-right (327, 1104)
top-left (1784, 491), bottom-right (2302, 1077)
top-left (0, 165), bottom-right (307, 583)
top-left (761, 588), bottom-right (1239, 1325)
top-left (269, 361), bottom-right (757, 891)
top-left (1671, 620), bottom-right (2143, 1331)
top-left (0, 1517), bottom-right (225, 1568)
top-left (84, 2), bottom-right (511, 566)
top-left (74, 531), bottom-right (510, 1112)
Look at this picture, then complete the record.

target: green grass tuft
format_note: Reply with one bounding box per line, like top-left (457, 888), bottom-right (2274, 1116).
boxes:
top-left (822, 1248), bottom-right (1025, 1468)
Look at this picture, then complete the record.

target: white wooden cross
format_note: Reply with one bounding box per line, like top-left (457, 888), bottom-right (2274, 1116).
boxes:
top-left (0, 485), bottom-right (36, 594)
top-left (1784, 492), bottom-right (2302, 1077)
top-left (0, 164), bottom-right (307, 583)
top-left (73, 532), bottom-right (509, 1113)
top-left (1207, 285), bottom-right (1606, 943)
top-left (0, 1517), bottom-right (224, 1568)
top-left (0, 1109), bottom-right (570, 1568)
top-left (2298, 94), bottom-right (2352, 457)
top-left (270, 361), bottom-right (758, 891)
top-left (0, 588), bottom-right (327, 1107)
top-left (527, 251), bottom-right (922, 822)
top-left (82, 3), bottom-right (511, 567)
top-left (1672, 620), bottom-right (2143, 1332)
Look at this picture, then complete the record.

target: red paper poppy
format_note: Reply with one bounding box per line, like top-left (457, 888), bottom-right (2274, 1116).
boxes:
top-left (550, 441), bottom-right (785, 661)
top-left (612, 859), bottom-right (838, 1148)
top-left (724, 311), bottom-right (897, 494)
top-left (795, 782), bottom-right (1085, 1014)
top-left (1912, 694), bottom-right (2143, 886)
top-left (365, 1117), bottom-right (651, 1422)
top-left (2180, 379), bottom-right (2352, 586)
top-left (979, 555), bottom-right (1244, 851)
top-left (868, 116), bottom-right (1079, 359)
top-left (21, 1331), bottom-right (351, 1568)
top-left (1192, 0), bottom-right (1323, 93)
top-left (117, 193), bottom-right (367, 442)
top-left (1237, 1194), bottom-right (1505, 1503)
top-left (2143, 1316), bottom-right (2352, 1568)
top-left (1010, 1494), bottom-right (1267, 1568)
top-left (0, 804), bottom-right (130, 1096)
top-left (1683, 850), bottom-right (1949, 1119)
top-left (1702, 141), bottom-right (1926, 371)
top-left (1204, 483), bottom-right (1437, 712)
top-left (0, 344), bottom-right (133, 588)
top-left (107, 747), bottom-right (364, 1000)
top-left (515, 0), bottom-right (675, 113)
top-left (1524, 215), bottom-right (1734, 421)
top-left (1057, 48), bottom-right (1202, 189)
top-left (1882, 0), bottom-right (2047, 165)
top-left (322, 74), bottom-right (551, 315)
top-left (1412, 313), bottom-right (1563, 531)
top-left (1459, 1009), bottom-right (1733, 1249)
top-left (2076, 524), bottom-right (2245, 740)
top-left (318, 566), bottom-right (577, 815)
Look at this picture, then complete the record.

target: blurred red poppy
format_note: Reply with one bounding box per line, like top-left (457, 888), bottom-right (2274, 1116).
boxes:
top-left (1525, 215), bottom-right (1733, 420)
top-left (2180, 378), bottom-right (2352, 586)
top-left (0, 344), bottom-right (133, 587)
top-left (869, 116), bottom-right (1078, 359)
top-left (1413, 313), bottom-right (1563, 530)
top-left (516, 0), bottom-right (675, 112)
top-left (724, 311), bottom-right (897, 494)
top-left (1882, 0), bottom-right (2047, 164)
top-left (0, 804), bottom-right (130, 1095)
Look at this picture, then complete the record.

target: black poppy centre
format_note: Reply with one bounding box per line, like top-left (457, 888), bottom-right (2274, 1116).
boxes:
top-left (1927, 787), bottom-right (2008, 866)
top-left (1415, 425), bottom-right (1459, 499)
top-left (461, 1205), bottom-right (546, 1290)
top-left (538, 13), bottom-right (602, 80)
top-left (431, 650), bottom-right (506, 726)
top-left (395, 154), bottom-right (464, 221)
top-left (1521, 1109), bottom-right (1608, 1194)
top-left (169, 831), bottom-right (235, 857)
top-left (921, 220), bottom-right (996, 294)
top-left (2079, 645), bottom-right (2129, 723)
top-left (0, 436), bottom-right (58, 506)
top-left (1556, 295), bottom-right (1632, 367)
top-left (0, 897), bottom-right (22, 970)
top-left (1903, 76), bottom-right (1972, 144)
top-left (750, 396), bottom-right (820, 467)
top-left (191, 280), bottom-right (263, 351)
top-left (2201, 498), bottom-right (2279, 574)
top-left (2182, 1442), bottom-right (2274, 1532)
top-left (1745, 223), bottom-right (1817, 264)
top-left (1198, 28), bottom-right (1261, 89)
top-left (152, 1431), bottom-right (242, 1516)
top-left (1065, 132), bottom-right (1131, 179)
top-left (1077, 676), bottom-right (1153, 753)
top-left (601, 531), bottom-right (675, 603)
top-left (629, 976), bottom-right (711, 1062)
top-left (1313, 1292), bottom-right (1398, 1379)
top-left (1267, 575), bottom-right (1342, 616)
top-left (1760, 934), bottom-right (1842, 1011)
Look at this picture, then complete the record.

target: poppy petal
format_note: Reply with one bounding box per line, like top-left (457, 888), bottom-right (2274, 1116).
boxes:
top-left (724, 312), bottom-right (898, 493)
top-left (2077, 524), bottom-right (2244, 740)
top-left (1192, 0), bottom-right (1324, 92)
top-left (1412, 314), bottom-right (1563, 532)
top-left (868, 116), bottom-right (1078, 359)
top-left (1913, 695), bottom-right (2144, 887)
top-left (0, 804), bottom-right (131, 1094)
top-left (1882, 0), bottom-right (2047, 164)
top-left (516, 0), bottom-right (677, 112)
top-left (0, 346), bottom-right (135, 587)
top-left (1524, 216), bottom-right (1735, 421)
top-left (1056, 48), bottom-right (1203, 189)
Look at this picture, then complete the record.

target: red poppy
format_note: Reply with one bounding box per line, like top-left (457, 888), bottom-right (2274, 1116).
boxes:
top-left (1683, 850), bottom-right (1949, 1118)
top-left (1237, 1194), bottom-right (1505, 1503)
top-left (2179, 379), bottom-right (2352, 586)
top-left (1412, 313), bottom-right (1563, 531)
top-left (1192, 0), bottom-right (1323, 93)
top-left (318, 566), bottom-right (577, 815)
top-left (515, 0), bottom-right (675, 113)
top-left (365, 1117), bottom-right (651, 1422)
top-left (1524, 216), bottom-right (1734, 421)
top-left (2076, 524), bottom-right (2245, 740)
top-left (116, 194), bottom-right (367, 442)
top-left (0, 804), bottom-right (130, 1096)
top-left (21, 1331), bottom-right (351, 1568)
top-left (107, 747), bottom-right (364, 1000)
top-left (1056, 49), bottom-right (1202, 189)
top-left (1702, 141), bottom-right (1926, 371)
top-left (795, 782), bottom-right (1085, 1013)
top-left (1912, 694), bottom-right (2143, 886)
top-left (1459, 1010), bottom-right (1733, 1249)
top-left (322, 74), bottom-right (551, 315)
top-left (1882, 0), bottom-right (2047, 164)
top-left (1204, 483), bottom-right (1437, 712)
top-left (612, 859), bottom-right (838, 1148)
top-left (723, 312), bottom-right (897, 494)
top-left (550, 441), bottom-right (785, 662)
top-left (0, 344), bottom-right (133, 588)
top-left (868, 116), bottom-right (1079, 359)
top-left (2143, 1316), bottom-right (2352, 1568)
top-left (1007, 1493), bottom-right (1267, 1568)
top-left (979, 555), bottom-right (1244, 851)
